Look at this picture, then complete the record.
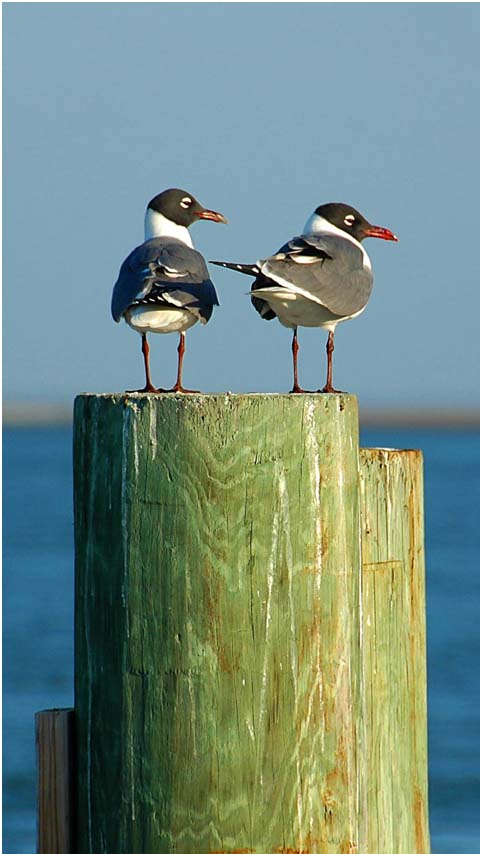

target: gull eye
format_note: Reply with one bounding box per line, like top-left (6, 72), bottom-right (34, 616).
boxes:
top-left (180, 197), bottom-right (192, 209)
top-left (344, 214), bottom-right (355, 226)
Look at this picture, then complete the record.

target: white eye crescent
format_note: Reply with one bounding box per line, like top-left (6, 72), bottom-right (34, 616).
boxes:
top-left (344, 214), bottom-right (355, 226)
top-left (180, 197), bottom-right (192, 209)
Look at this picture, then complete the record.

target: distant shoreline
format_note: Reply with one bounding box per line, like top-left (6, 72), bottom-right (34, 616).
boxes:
top-left (3, 400), bottom-right (480, 429)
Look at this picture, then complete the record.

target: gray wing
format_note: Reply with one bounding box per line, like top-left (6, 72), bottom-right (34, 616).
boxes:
top-left (111, 237), bottom-right (219, 324)
top-left (259, 234), bottom-right (373, 317)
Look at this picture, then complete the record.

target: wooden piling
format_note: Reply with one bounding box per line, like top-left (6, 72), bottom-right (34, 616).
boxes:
top-left (360, 449), bottom-right (429, 852)
top-left (35, 708), bottom-right (76, 854)
top-left (73, 393), bottom-right (430, 853)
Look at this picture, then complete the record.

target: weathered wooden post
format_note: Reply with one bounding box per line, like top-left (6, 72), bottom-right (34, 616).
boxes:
top-left (73, 393), bottom-right (430, 853)
top-left (35, 708), bottom-right (76, 854)
top-left (360, 449), bottom-right (429, 853)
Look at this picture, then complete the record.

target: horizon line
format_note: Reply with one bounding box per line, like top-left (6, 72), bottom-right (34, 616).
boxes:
top-left (3, 400), bottom-right (480, 429)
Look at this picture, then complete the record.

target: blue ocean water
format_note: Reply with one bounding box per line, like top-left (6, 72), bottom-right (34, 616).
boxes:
top-left (3, 425), bottom-right (480, 853)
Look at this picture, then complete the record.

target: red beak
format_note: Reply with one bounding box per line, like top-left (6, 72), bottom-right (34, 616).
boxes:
top-left (364, 225), bottom-right (398, 242)
top-left (195, 209), bottom-right (228, 224)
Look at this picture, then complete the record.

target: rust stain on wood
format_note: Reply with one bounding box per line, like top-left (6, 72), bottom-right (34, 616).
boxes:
top-left (209, 849), bottom-right (255, 854)
top-left (272, 847), bottom-right (310, 854)
top-left (203, 565), bottom-right (237, 674)
top-left (363, 559), bottom-right (403, 571)
top-left (322, 786), bottom-right (337, 823)
top-left (414, 784), bottom-right (427, 852)
top-left (409, 483), bottom-right (420, 618)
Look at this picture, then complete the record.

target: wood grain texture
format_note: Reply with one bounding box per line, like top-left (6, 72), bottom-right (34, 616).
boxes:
top-left (36, 708), bottom-right (76, 854)
top-left (360, 449), bottom-right (430, 853)
top-left (74, 393), bottom-right (363, 854)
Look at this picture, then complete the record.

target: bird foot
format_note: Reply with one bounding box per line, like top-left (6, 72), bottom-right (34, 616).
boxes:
top-left (289, 385), bottom-right (315, 394)
top-left (162, 385), bottom-right (201, 394)
top-left (125, 383), bottom-right (160, 393)
top-left (318, 384), bottom-right (346, 394)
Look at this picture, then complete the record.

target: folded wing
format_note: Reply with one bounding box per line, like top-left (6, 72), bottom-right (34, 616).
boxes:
top-left (111, 237), bottom-right (219, 324)
top-left (256, 234), bottom-right (373, 318)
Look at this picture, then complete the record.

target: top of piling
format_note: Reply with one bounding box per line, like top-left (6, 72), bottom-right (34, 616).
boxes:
top-left (75, 392), bottom-right (358, 400)
top-left (74, 391), bottom-right (359, 422)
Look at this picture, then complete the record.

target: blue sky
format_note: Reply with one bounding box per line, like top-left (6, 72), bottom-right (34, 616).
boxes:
top-left (4, 3), bottom-right (480, 407)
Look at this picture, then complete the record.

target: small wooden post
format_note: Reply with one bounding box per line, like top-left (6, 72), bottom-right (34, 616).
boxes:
top-left (360, 449), bottom-right (429, 852)
top-left (73, 393), bottom-right (431, 854)
top-left (35, 708), bottom-right (76, 854)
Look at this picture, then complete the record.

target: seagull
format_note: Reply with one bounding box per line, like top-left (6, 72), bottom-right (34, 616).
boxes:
top-left (212, 202), bottom-right (397, 393)
top-left (111, 188), bottom-right (227, 393)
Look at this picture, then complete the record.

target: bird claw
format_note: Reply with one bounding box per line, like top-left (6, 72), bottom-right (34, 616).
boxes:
top-left (318, 385), bottom-right (346, 394)
top-left (163, 385), bottom-right (201, 394)
top-left (125, 384), bottom-right (160, 394)
top-left (289, 385), bottom-right (315, 394)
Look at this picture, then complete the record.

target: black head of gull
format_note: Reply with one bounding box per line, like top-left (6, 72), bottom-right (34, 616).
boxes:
top-left (147, 188), bottom-right (228, 230)
top-left (112, 189), bottom-right (227, 394)
top-left (211, 201), bottom-right (397, 394)
top-left (311, 202), bottom-right (398, 244)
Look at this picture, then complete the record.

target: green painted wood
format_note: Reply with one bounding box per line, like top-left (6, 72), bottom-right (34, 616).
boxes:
top-left (74, 393), bottom-right (363, 854)
top-left (360, 449), bottom-right (430, 853)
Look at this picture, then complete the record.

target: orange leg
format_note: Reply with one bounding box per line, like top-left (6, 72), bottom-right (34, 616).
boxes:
top-left (126, 334), bottom-right (158, 393)
top-left (319, 331), bottom-right (344, 393)
top-left (289, 329), bottom-right (312, 393)
top-left (164, 333), bottom-right (200, 394)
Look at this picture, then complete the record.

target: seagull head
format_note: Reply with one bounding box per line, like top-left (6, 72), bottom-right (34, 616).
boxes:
top-left (147, 188), bottom-right (227, 228)
top-left (312, 203), bottom-right (398, 243)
